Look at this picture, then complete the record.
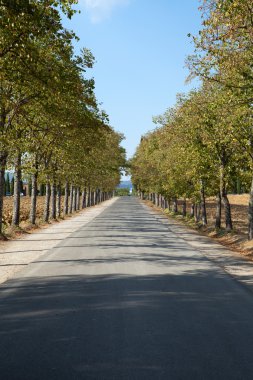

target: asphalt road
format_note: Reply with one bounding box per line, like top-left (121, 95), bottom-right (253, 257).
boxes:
top-left (1, 197), bottom-right (253, 379)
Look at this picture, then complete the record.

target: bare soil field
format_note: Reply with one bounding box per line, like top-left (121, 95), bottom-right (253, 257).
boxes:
top-left (2, 196), bottom-right (66, 238)
top-left (182, 194), bottom-right (249, 235)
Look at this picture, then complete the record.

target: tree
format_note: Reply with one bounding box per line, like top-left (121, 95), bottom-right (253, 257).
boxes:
top-left (5, 172), bottom-right (10, 195)
top-left (187, 0), bottom-right (253, 238)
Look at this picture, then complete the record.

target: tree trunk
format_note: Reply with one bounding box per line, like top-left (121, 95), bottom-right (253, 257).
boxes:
top-left (51, 182), bottom-right (57, 219)
top-left (182, 198), bottom-right (187, 217)
top-left (12, 152), bottom-right (22, 226)
top-left (190, 203), bottom-right (195, 218)
top-left (220, 165), bottom-right (233, 231)
top-left (197, 203), bottom-right (201, 222)
top-left (249, 175), bottom-right (253, 240)
top-left (73, 187), bottom-right (77, 212)
top-left (76, 187), bottom-right (80, 210)
top-left (194, 203), bottom-right (199, 222)
top-left (200, 181), bottom-right (207, 226)
top-left (57, 184), bottom-right (61, 218)
top-left (29, 158), bottom-right (38, 225)
top-left (0, 152), bottom-right (7, 234)
top-left (64, 181), bottom-right (69, 215)
top-left (81, 187), bottom-right (86, 209)
top-left (86, 187), bottom-right (90, 207)
top-left (215, 192), bottom-right (222, 229)
top-left (173, 197), bottom-right (178, 213)
top-left (69, 184), bottom-right (74, 213)
top-left (44, 180), bottom-right (51, 222)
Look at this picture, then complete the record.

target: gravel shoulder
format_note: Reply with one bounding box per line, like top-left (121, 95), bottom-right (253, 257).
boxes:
top-left (0, 198), bottom-right (117, 285)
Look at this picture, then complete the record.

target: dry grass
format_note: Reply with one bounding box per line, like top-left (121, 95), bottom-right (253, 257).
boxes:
top-left (3, 196), bottom-right (65, 225)
top-left (2, 196), bottom-right (66, 238)
top-left (179, 194), bottom-right (249, 235)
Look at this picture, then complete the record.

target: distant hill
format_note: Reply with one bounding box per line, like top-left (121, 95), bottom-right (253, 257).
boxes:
top-left (117, 180), bottom-right (132, 189)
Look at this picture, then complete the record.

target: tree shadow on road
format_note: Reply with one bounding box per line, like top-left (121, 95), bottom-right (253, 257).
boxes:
top-left (1, 270), bottom-right (253, 379)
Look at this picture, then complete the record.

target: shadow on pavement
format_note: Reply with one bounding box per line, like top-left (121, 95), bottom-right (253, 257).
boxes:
top-left (1, 271), bottom-right (253, 379)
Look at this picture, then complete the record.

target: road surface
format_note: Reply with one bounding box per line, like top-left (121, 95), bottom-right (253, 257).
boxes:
top-left (1, 196), bottom-right (253, 379)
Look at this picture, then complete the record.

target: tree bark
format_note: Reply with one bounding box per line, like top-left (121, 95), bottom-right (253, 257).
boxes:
top-left (182, 198), bottom-right (187, 217)
top-left (29, 157), bottom-right (38, 225)
top-left (0, 152), bottom-right (7, 234)
top-left (215, 192), bottom-right (222, 229)
top-left (198, 203), bottom-right (201, 222)
top-left (200, 181), bottom-right (207, 226)
top-left (51, 182), bottom-right (57, 219)
top-left (57, 184), bottom-right (61, 218)
top-left (69, 184), bottom-right (74, 213)
top-left (76, 187), bottom-right (80, 210)
top-left (73, 187), bottom-right (77, 212)
top-left (190, 203), bottom-right (195, 218)
top-left (86, 187), bottom-right (90, 207)
top-left (12, 152), bottom-right (22, 226)
top-left (220, 165), bottom-right (233, 231)
top-left (194, 203), bottom-right (199, 222)
top-left (173, 197), bottom-right (178, 213)
top-left (81, 187), bottom-right (86, 209)
top-left (249, 175), bottom-right (253, 240)
top-left (44, 180), bottom-right (51, 222)
top-left (64, 181), bottom-right (69, 215)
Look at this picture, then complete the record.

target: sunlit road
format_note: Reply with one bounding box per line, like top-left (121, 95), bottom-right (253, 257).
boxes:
top-left (1, 197), bottom-right (253, 379)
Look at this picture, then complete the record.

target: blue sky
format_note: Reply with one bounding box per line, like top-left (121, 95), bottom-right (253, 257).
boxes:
top-left (62, 0), bottom-right (202, 176)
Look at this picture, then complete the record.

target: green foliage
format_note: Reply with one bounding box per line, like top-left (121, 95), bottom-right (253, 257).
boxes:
top-left (131, 0), bottom-right (253, 236)
top-left (0, 0), bottom-right (126, 233)
top-left (115, 188), bottom-right (130, 196)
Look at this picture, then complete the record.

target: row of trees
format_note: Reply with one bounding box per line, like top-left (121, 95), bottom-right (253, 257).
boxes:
top-left (131, 0), bottom-right (253, 239)
top-left (0, 1), bottom-right (125, 234)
